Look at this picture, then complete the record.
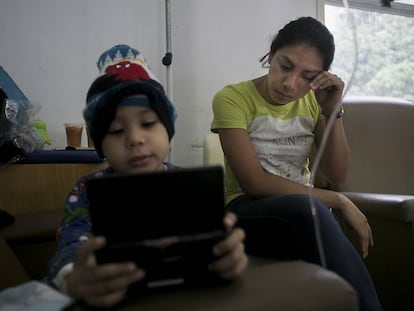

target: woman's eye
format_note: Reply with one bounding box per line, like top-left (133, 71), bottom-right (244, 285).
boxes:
top-left (280, 63), bottom-right (291, 71)
top-left (303, 76), bottom-right (315, 82)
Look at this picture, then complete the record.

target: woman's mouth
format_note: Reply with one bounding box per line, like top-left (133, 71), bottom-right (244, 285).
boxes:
top-left (275, 89), bottom-right (291, 101)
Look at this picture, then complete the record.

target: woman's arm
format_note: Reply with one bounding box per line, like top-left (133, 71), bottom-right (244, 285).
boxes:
top-left (219, 128), bottom-right (372, 257)
top-left (219, 128), bottom-right (349, 204)
top-left (312, 71), bottom-right (350, 185)
top-left (219, 128), bottom-right (317, 197)
top-left (313, 117), bottom-right (350, 185)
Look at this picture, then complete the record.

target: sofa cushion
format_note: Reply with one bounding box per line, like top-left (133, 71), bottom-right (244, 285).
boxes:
top-left (340, 96), bottom-right (414, 195)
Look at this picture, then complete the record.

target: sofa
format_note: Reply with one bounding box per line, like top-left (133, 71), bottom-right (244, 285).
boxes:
top-left (203, 96), bottom-right (414, 310)
top-left (0, 151), bottom-right (359, 310)
top-left (332, 96), bottom-right (414, 311)
top-left (0, 150), bottom-right (107, 284)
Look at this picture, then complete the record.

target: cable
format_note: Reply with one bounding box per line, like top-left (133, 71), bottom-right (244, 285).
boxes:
top-left (163, 0), bottom-right (174, 162)
top-left (308, 0), bottom-right (358, 268)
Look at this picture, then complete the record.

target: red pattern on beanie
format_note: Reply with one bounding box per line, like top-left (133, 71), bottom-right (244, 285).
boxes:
top-left (105, 61), bottom-right (151, 81)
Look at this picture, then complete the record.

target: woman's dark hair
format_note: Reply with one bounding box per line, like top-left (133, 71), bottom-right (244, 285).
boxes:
top-left (263, 16), bottom-right (335, 71)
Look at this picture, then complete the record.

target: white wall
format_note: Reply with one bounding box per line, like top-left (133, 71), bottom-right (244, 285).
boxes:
top-left (0, 0), bottom-right (318, 166)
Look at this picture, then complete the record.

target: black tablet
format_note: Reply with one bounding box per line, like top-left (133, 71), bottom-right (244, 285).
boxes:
top-left (86, 165), bottom-right (227, 289)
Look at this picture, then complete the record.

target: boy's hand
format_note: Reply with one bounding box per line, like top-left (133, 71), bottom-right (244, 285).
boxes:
top-left (208, 212), bottom-right (248, 280)
top-left (66, 236), bottom-right (145, 308)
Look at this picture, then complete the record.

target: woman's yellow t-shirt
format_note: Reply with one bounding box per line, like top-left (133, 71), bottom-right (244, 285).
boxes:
top-left (211, 80), bottom-right (322, 205)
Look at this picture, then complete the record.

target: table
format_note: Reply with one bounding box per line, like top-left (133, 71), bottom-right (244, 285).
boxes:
top-left (64, 260), bottom-right (358, 311)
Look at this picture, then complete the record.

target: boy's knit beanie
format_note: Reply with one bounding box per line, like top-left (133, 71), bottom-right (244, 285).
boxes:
top-left (83, 44), bottom-right (177, 158)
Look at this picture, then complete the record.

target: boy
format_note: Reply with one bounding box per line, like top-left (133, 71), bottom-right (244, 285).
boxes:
top-left (45, 45), bottom-right (248, 308)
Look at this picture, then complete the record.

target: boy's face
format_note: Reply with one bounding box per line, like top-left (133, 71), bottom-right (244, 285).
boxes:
top-left (101, 105), bottom-right (170, 174)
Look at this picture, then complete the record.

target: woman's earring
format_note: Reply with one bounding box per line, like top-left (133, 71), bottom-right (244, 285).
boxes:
top-left (260, 52), bottom-right (270, 68)
top-left (261, 62), bottom-right (270, 69)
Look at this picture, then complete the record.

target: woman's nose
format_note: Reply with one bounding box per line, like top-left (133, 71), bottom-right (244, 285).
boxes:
top-left (283, 74), bottom-right (298, 90)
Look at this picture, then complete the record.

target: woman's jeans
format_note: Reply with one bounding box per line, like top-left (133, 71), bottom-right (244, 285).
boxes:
top-left (227, 194), bottom-right (382, 311)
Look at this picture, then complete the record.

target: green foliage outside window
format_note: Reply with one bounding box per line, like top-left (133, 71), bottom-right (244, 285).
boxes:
top-left (325, 5), bottom-right (414, 100)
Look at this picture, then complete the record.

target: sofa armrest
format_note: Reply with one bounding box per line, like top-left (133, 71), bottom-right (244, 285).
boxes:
top-left (0, 238), bottom-right (31, 290)
top-left (338, 192), bottom-right (414, 309)
top-left (0, 209), bottom-right (64, 281)
top-left (0, 209), bottom-right (63, 243)
top-left (203, 133), bottom-right (224, 167)
top-left (343, 192), bottom-right (414, 223)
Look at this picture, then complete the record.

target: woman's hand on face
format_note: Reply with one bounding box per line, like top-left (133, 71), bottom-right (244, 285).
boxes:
top-left (66, 236), bottom-right (145, 308)
top-left (310, 71), bottom-right (345, 115)
top-left (208, 212), bottom-right (248, 280)
top-left (336, 195), bottom-right (374, 258)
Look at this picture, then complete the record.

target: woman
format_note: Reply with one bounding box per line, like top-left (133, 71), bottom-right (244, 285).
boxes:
top-left (211, 16), bottom-right (382, 311)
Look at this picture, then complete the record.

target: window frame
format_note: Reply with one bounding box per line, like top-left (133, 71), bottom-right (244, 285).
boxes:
top-left (317, 0), bottom-right (414, 101)
top-left (323, 0), bottom-right (414, 17)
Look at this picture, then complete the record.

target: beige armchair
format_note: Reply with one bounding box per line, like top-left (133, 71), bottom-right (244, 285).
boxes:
top-left (332, 96), bottom-right (414, 310)
top-left (203, 96), bottom-right (414, 310)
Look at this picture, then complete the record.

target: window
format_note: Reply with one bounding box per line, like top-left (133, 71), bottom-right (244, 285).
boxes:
top-left (323, 0), bottom-right (414, 101)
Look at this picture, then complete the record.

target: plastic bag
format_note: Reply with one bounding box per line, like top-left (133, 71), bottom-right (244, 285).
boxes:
top-left (0, 89), bottom-right (44, 166)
